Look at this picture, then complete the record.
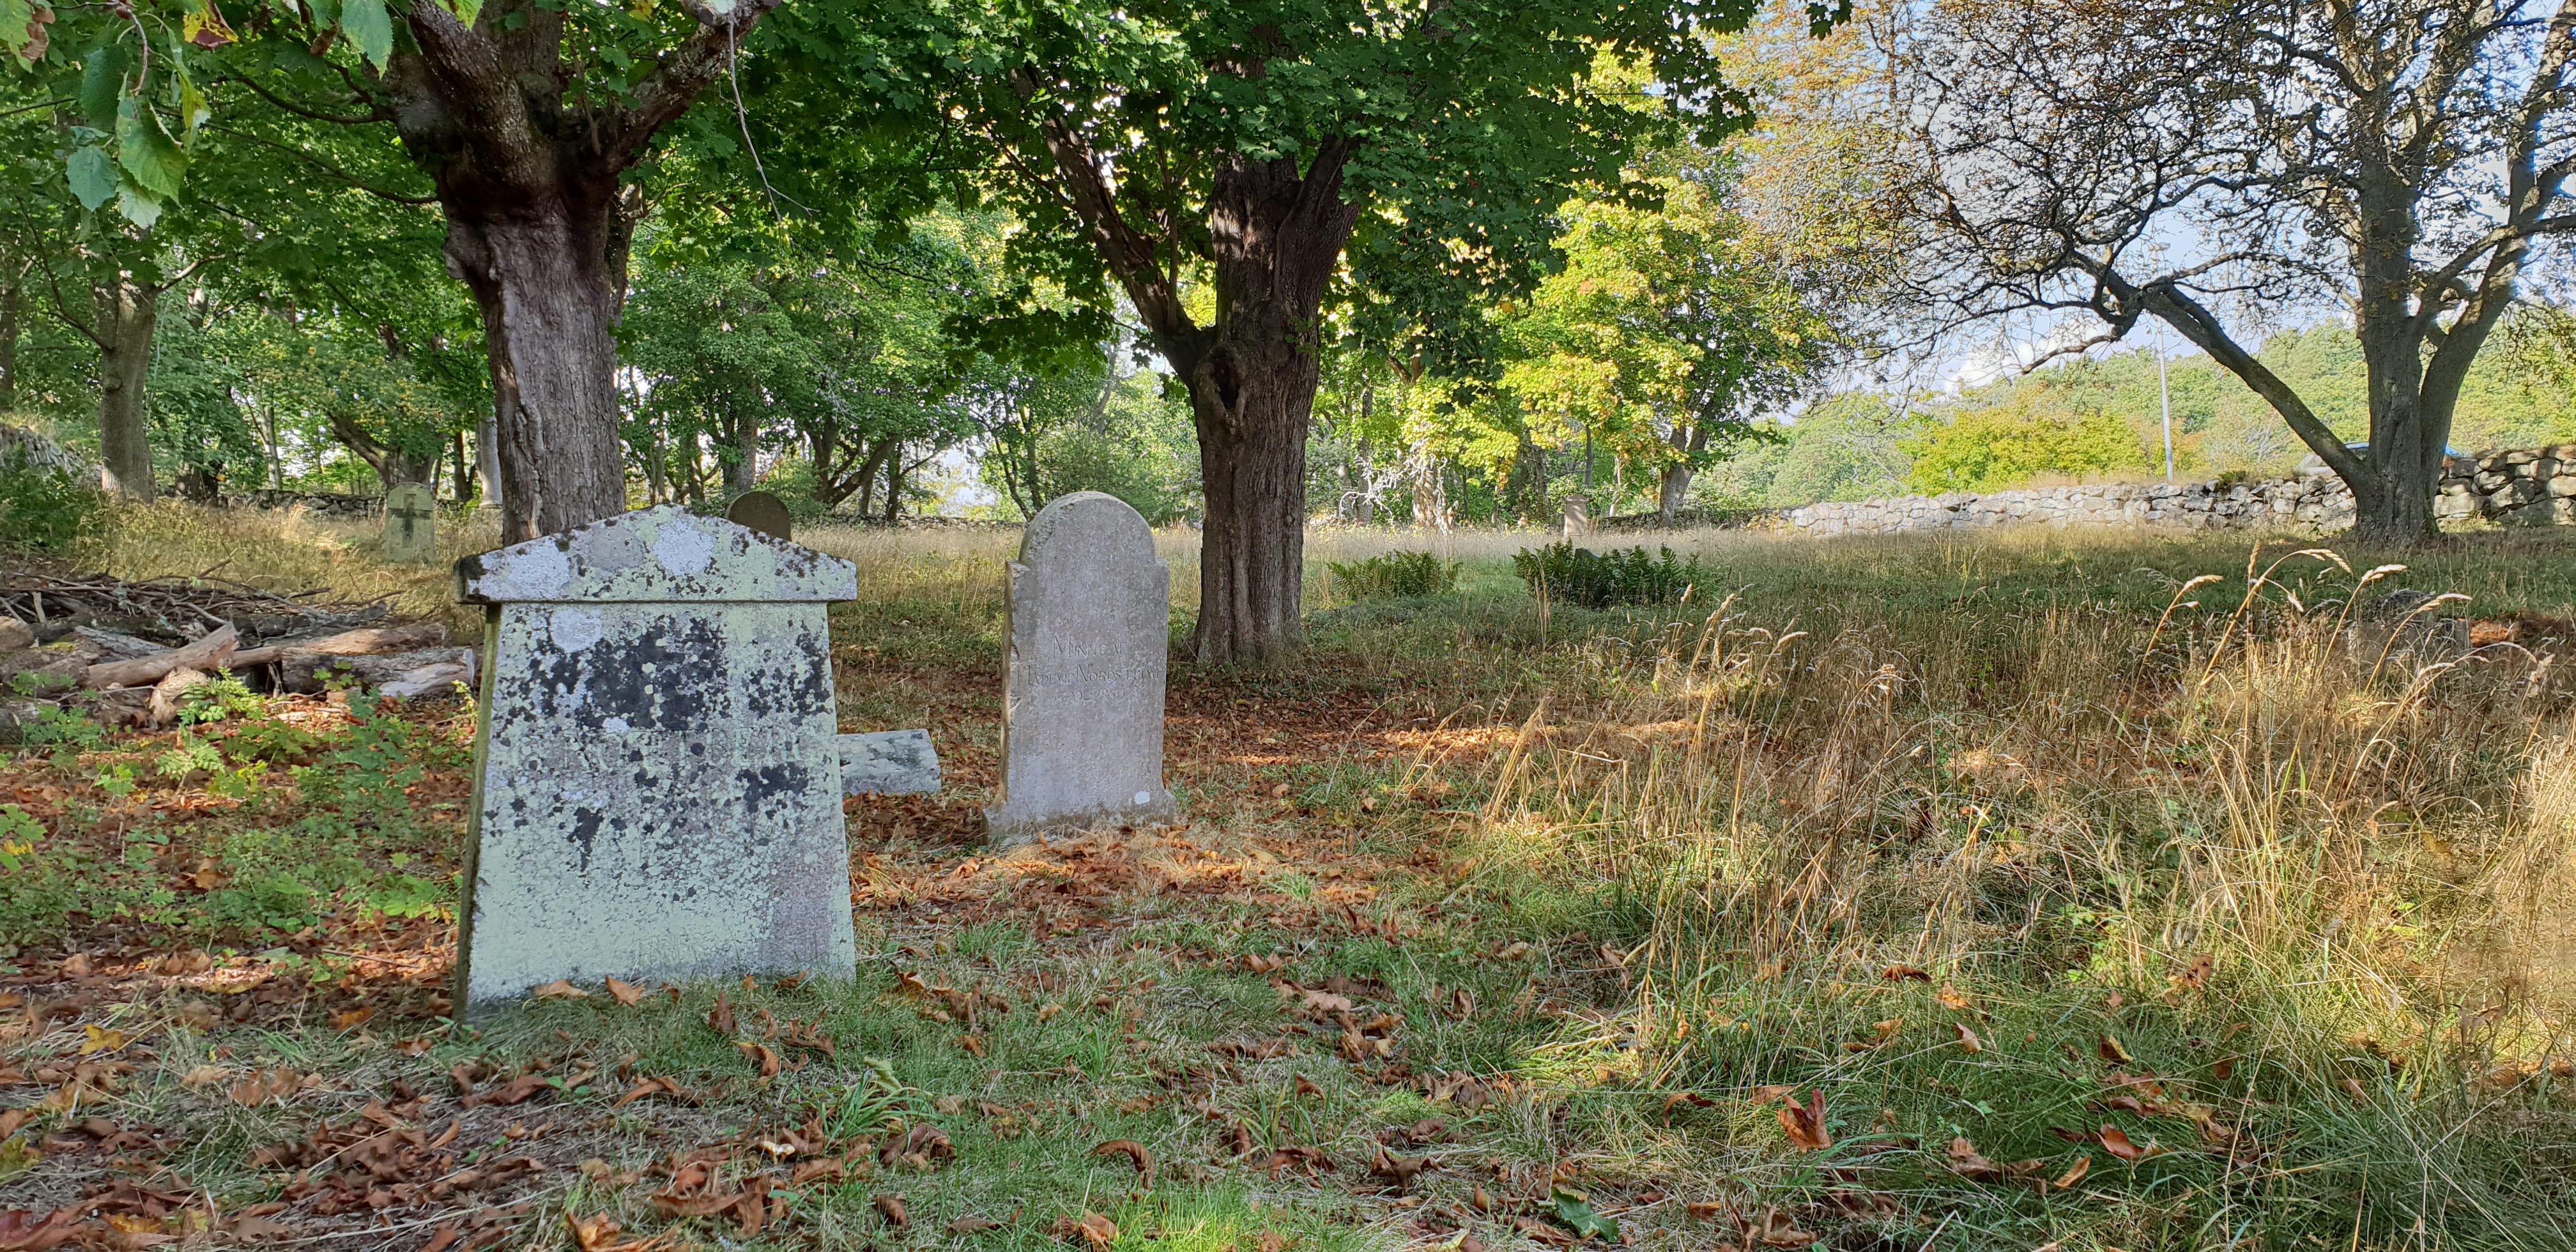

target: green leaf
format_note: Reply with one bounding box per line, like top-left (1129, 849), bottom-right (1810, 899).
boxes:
top-left (65, 144), bottom-right (114, 210)
top-left (79, 45), bottom-right (127, 131)
top-left (443, 0), bottom-right (482, 27)
top-left (117, 182), bottom-right (163, 229)
top-left (115, 97), bottom-right (186, 199)
top-left (1546, 1188), bottom-right (1619, 1242)
top-left (0, 0), bottom-right (45, 68)
top-left (176, 65), bottom-right (209, 135)
top-left (340, 0), bottom-right (392, 69)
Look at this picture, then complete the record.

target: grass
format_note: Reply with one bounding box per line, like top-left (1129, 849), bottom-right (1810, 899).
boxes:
top-left (5, 508), bottom-right (2576, 1249)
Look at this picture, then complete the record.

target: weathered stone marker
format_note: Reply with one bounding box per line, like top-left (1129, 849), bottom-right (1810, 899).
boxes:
top-left (839, 729), bottom-right (940, 796)
top-left (985, 491), bottom-right (1176, 844)
top-left (383, 482), bottom-right (439, 563)
top-left (454, 505), bottom-right (858, 1007)
top-left (725, 490), bottom-right (793, 542)
top-left (1561, 494), bottom-right (1592, 539)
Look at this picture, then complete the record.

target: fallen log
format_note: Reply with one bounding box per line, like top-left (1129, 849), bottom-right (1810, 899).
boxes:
top-left (282, 646), bottom-right (477, 698)
top-left (233, 621), bottom-right (447, 669)
top-left (84, 625), bottom-right (238, 691)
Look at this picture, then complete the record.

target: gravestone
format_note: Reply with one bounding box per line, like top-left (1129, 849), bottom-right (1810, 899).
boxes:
top-left (454, 505), bottom-right (858, 1008)
top-left (1561, 495), bottom-right (1593, 539)
top-left (383, 483), bottom-right (439, 563)
top-left (985, 492), bottom-right (1176, 844)
top-left (726, 490), bottom-right (793, 542)
top-left (840, 728), bottom-right (941, 796)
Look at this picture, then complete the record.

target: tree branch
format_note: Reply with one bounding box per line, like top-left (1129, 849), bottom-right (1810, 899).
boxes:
top-left (611, 0), bottom-right (788, 169)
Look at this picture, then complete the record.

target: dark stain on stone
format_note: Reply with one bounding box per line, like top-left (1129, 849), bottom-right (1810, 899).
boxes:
top-left (742, 629), bottom-right (833, 718)
top-left (571, 807), bottom-right (604, 872)
top-left (530, 615), bottom-right (726, 730)
top-left (739, 761), bottom-right (812, 810)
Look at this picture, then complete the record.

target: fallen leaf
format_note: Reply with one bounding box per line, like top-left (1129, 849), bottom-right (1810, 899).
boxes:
top-left (2179, 953), bottom-right (2213, 990)
top-left (2053, 1154), bottom-right (2091, 1189)
top-left (531, 980), bottom-right (590, 1002)
top-left (1053, 1211), bottom-right (1119, 1250)
top-left (957, 1034), bottom-right (987, 1058)
top-left (1093, 1139), bottom-right (1154, 1179)
top-left (1777, 1088), bottom-right (1831, 1150)
top-left (707, 992), bottom-right (737, 1036)
top-left (1471, 1185), bottom-right (1495, 1213)
top-left (180, 1065), bottom-right (229, 1089)
top-left (1370, 1147), bottom-right (1430, 1191)
top-left (734, 1041), bottom-right (782, 1078)
top-left (331, 1007), bottom-right (374, 1032)
top-left (1685, 1200), bottom-right (1724, 1220)
top-left (949, 1214), bottom-right (1004, 1234)
top-left (2098, 1126), bottom-right (2147, 1162)
top-left (1544, 1188), bottom-right (1618, 1241)
top-left (1954, 1022), bottom-right (1984, 1053)
top-left (77, 1025), bottom-right (129, 1056)
top-left (1882, 964), bottom-right (1931, 982)
top-left (1662, 1091), bottom-right (1715, 1122)
top-left (2099, 1034), bottom-right (2133, 1064)
top-left (604, 977), bottom-right (643, 1007)
top-left (1299, 989), bottom-right (1354, 1014)
top-left (873, 1195), bottom-right (909, 1229)
top-left (565, 1212), bottom-right (623, 1251)
top-left (59, 954), bottom-right (92, 979)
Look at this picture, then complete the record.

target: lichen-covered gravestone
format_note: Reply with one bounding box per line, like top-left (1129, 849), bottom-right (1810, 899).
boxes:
top-left (985, 492), bottom-right (1176, 844)
top-left (454, 505), bottom-right (858, 1007)
top-left (383, 483), bottom-right (438, 563)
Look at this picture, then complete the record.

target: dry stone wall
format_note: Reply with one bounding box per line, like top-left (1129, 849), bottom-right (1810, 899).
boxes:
top-left (1781, 446), bottom-right (2576, 537)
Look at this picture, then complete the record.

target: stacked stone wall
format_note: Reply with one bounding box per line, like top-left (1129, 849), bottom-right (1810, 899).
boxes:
top-left (1778, 446), bottom-right (2576, 537)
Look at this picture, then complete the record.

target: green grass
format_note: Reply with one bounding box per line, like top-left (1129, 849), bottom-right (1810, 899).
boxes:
top-left (6, 512), bottom-right (2576, 1249)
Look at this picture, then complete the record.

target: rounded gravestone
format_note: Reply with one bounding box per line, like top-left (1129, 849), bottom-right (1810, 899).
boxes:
top-left (725, 490), bottom-right (793, 542)
top-left (984, 492), bottom-right (1176, 843)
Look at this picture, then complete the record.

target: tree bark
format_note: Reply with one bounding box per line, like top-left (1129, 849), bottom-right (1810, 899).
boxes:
top-left (1657, 424), bottom-right (1712, 523)
top-left (93, 277), bottom-right (158, 501)
top-left (473, 415), bottom-right (503, 509)
top-left (0, 275), bottom-right (20, 412)
top-left (1171, 155), bottom-right (1360, 663)
top-left (723, 406), bottom-right (759, 497)
top-left (383, 0), bottom-right (781, 542)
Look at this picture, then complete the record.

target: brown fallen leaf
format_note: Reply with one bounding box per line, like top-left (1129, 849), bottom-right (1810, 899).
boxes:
top-left (1936, 984), bottom-right (1972, 1011)
top-left (1685, 1200), bottom-right (1724, 1220)
top-left (735, 1041), bottom-right (783, 1079)
top-left (873, 1195), bottom-right (909, 1229)
top-left (228, 1068), bottom-right (300, 1106)
top-left (1369, 1147), bottom-right (1429, 1191)
top-left (1752, 1206), bottom-right (1818, 1247)
top-left (331, 1007), bottom-right (374, 1032)
top-left (604, 977), bottom-right (643, 1007)
top-left (957, 1034), bottom-right (988, 1058)
top-left (1662, 1091), bottom-right (1715, 1122)
top-left (2179, 953), bottom-right (2213, 991)
top-left (2099, 1034), bottom-right (2133, 1064)
top-left (565, 1212), bottom-right (622, 1251)
top-left (1471, 1184), bottom-right (1496, 1213)
top-left (1094, 1139), bottom-right (1155, 1179)
top-left (1776, 1088), bottom-right (1831, 1150)
top-left (1053, 1211), bottom-right (1119, 1250)
top-left (531, 979), bottom-right (590, 1001)
top-left (2053, 1154), bottom-right (2092, 1189)
top-left (1882, 964), bottom-right (1931, 982)
top-left (707, 991), bottom-right (737, 1036)
top-left (1954, 1022), bottom-right (1984, 1054)
top-left (2098, 1125), bottom-right (2147, 1162)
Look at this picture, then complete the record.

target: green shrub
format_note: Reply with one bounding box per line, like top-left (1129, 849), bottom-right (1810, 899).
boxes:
top-left (1512, 541), bottom-right (1705, 608)
top-left (1328, 550), bottom-right (1461, 599)
top-left (0, 447), bottom-right (103, 553)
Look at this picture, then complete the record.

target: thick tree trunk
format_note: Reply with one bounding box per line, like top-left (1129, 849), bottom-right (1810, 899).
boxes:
top-left (443, 198), bottom-right (630, 542)
top-left (1186, 326), bottom-right (1320, 664)
top-left (723, 408), bottom-right (759, 498)
top-left (1170, 155), bottom-right (1360, 664)
top-left (93, 278), bottom-right (158, 501)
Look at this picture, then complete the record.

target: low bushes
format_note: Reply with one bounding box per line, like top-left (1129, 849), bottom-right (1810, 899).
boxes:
top-left (1511, 541), bottom-right (1705, 608)
top-left (1328, 550), bottom-right (1461, 599)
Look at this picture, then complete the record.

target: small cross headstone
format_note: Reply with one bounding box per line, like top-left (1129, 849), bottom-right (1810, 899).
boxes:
top-left (985, 491), bottom-right (1176, 844)
top-left (726, 490), bottom-right (793, 542)
top-left (1561, 494), bottom-right (1593, 539)
top-left (453, 505), bottom-right (858, 1008)
top-left (383, 482), bottom-right (439, 563)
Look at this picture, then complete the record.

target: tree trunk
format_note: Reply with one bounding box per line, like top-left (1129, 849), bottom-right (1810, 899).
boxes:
top-left (722, 407), bottom-right (759, 498)
top-left (1185, 324), bottom-right (1320, 664)
top-left (1657, 424), bottom-right (1711, 523)
top-left (0, 275), bottom-right (20, 411)
top-left (443, 196), bottom-right (631, 542)
top-left (882, 448), bottom-right (903, 521)
top-left (452, 432), bottom-right (474, 501)
top-left (1169, 156), bottom-right (1360, 664)
top-left (94, 277), bottom-right (159, 501)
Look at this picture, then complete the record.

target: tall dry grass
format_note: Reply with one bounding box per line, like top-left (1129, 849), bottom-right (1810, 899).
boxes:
top-left (1450, 542), bottom-right (2576, 1246)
